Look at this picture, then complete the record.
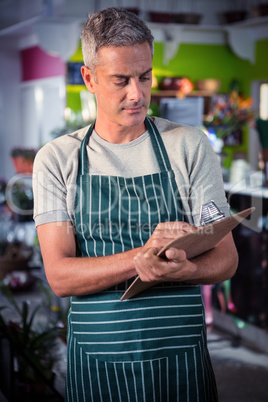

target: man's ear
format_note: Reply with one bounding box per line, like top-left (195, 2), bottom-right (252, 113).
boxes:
top-left (81, 66), bottom-right (96, 94)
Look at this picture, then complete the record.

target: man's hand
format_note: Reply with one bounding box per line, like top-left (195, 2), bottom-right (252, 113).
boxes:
top-left (134, 246), bottom-right (196, 283)
top-left (133, 221), bottom-right (197, 283)
top-left (133, 222), bottom-right (238, 285)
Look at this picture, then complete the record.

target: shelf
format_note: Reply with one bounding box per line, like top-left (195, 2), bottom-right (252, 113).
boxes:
top-left (224, 15), bottom-right (268, 29)
top-left (224, 181), bottom-right (268, 199)
top-left (151, 90), bottom-right (180, 97)
top-left (151, 90), bottom-right (218, 98)
top-left (147, 15), bottom-right (268, 32)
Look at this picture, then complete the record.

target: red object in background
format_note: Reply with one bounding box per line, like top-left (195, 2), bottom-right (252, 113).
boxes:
top-left (159, 77), bottom-right (194, 97)
top-left (159, 77), bottom-right (184, 90)
top-left (20, 45), bottom-right (65, 82)
top-left (11, 156), bottom-right (33, 174)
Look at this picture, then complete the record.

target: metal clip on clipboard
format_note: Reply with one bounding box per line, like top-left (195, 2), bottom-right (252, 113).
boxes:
top-left (199, 200), bottom-right (225, 226)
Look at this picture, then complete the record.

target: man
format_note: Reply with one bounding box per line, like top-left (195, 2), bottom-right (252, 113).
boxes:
top-left (33, 7), bottom-right (238, 401)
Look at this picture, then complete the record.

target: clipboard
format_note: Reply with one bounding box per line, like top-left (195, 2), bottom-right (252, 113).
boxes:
top-left (121, 207), bottom-right (255, 301)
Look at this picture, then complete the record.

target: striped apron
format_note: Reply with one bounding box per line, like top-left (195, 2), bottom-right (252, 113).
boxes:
top-left (66, 117), bottom-right (218, 401)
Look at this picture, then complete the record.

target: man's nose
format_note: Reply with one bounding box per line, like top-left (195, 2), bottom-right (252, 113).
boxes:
top-left (128, 79), bottom-right (143, 103)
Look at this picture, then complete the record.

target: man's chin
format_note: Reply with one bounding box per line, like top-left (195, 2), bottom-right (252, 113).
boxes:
top-left (122, 110), bottom-right (147, 126)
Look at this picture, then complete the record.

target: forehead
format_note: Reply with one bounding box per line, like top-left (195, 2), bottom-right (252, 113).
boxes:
top-left (96, 43), bottom-right (152, 75)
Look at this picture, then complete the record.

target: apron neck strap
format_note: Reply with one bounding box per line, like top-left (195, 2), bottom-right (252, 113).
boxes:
top-left (79, 122), bottom-right (95, 176)
top-left (144, 117), bottom-right (172, 172)
top-left (78, 117), bottom-right (172, 175)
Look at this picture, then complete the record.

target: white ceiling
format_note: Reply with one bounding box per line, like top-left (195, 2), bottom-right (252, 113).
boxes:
top-left (0, 0), bottom-right (267, 64)
top-left (0, 0), bottom-right (266, 31)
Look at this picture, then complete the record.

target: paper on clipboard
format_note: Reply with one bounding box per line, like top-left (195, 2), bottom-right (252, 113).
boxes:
top-left (120, 207), bottom-right (255, 301)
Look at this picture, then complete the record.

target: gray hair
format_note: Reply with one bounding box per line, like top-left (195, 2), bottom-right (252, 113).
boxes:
top-left (80, 7), bottom-right (154, 73)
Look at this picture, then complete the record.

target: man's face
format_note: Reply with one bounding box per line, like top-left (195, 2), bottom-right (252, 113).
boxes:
top-left (85, 42), bottom-right (153, 131)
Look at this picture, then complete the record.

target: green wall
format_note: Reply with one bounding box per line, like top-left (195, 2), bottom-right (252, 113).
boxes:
top-left (153, 42), bottom-right (247, 94)
top-left (67, 39), bottom-right (268, 165)
top-left (153, 38), bottom-right (268, 95)
top-left (152, 39), bottom-right (268, 167)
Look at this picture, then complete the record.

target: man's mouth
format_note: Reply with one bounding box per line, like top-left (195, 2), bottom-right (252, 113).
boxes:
top-left (123, 105), bottom-right (143, 113)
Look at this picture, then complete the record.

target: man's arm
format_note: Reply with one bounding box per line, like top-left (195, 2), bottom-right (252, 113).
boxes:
top-left (37, 220), bottom-right (196, 297)
top-left (134, 232), bottom-right (238, 285)
top-left (37, 222), bottom-right (137, 297)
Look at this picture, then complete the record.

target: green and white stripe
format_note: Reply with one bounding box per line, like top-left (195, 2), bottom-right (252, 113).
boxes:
top-left (67, 117), bottom-right (218, 401)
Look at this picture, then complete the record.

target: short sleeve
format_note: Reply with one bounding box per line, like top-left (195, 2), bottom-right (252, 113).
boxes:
top-left (32, 143), bottom-right (71, 227)
top-left (189, 133), bottom-right (229, 225)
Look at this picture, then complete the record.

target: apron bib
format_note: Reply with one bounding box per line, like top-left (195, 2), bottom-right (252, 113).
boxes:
top-left (66, 117), bottom-right (218, 402)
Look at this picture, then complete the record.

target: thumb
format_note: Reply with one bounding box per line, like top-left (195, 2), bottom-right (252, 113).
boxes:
top-left (165, 248), bottom-right (187, 262)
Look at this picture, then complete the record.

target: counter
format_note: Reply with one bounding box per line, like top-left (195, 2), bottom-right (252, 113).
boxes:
top-left (224, 181), bottom-right (268, 199)
top-left (222, 181), bottom-right (268, 330)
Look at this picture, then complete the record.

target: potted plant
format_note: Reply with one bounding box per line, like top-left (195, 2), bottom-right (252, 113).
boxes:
top-left (0, 280), bottom-right (62, 398)
top-left (10, 148), bottom-right (37, 174)
top-left (5, 174), bottom-right (34, 219)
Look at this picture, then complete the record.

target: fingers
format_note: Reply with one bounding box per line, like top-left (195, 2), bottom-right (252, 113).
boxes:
top-left (145, 221), bottom-right (197, 250)
top-left (136, 221), bottom-right (196, 282)
top-left (134, 247), bottom-right (188, 283)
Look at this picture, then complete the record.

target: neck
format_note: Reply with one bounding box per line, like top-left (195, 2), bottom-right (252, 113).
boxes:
top-left (94, 119), bottom-right (147, 144)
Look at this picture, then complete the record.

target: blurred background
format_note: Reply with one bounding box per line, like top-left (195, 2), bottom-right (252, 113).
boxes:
top-left (0, 0), bottom-right (268, 400)
top-left (0, 0), bottom-right (268, 178)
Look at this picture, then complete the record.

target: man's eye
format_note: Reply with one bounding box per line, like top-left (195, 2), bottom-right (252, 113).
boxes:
top-left (140, 76), bottom-right (150, 82)
top-left (115, 79), bottom-right (128, 86)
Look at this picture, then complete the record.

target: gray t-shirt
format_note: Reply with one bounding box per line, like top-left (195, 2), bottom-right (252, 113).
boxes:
top-left (33, 117), bottom-right (229, 227)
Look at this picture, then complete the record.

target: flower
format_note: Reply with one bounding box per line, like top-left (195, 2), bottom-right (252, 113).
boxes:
top-left (203, 92), bottom-right (255, 139)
